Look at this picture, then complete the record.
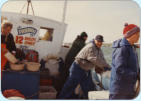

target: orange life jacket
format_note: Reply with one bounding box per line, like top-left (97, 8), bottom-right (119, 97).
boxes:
top-left (1, 44), bottom-right (7, 70)
top-left (1, 44), bottom-right (8, 77)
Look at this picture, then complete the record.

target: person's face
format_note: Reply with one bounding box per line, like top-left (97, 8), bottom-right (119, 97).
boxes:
top-left (83, 36), bottom-right (88, 41)
top-left (94, 40), bottom-right (103, 48)
top-left (127, 32), bottom-right (140, 44)
top-left (2, 26), bottom-right (12, 35)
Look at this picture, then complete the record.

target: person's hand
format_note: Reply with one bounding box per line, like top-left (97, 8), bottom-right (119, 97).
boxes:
top-left (12, 51), bottom-right (16, 56)
top-left (95, 67), bottom-right (104, 74)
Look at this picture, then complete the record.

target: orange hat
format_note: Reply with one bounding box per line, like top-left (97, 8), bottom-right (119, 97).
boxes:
top-left (123, 23), bottom-right (140, 38)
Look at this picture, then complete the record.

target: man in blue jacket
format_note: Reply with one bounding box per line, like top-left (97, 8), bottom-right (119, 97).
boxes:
top-left (109, 23), bottom-right (140, 99)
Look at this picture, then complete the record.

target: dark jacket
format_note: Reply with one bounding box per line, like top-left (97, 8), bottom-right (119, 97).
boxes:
top-left (1, 33), bottom-right (16, 52)
top-left (65, 36), bottom-right (86, 63)
top-left (63, 36), bottom-right (86, 77)
top-left (58, 36), bottom-right (86, 93)
top-left (110, 38), bottom-right (139, 95)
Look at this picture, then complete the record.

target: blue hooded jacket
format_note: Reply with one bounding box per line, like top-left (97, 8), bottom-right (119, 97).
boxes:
top-left (110, 38), bottom-right (139, 95)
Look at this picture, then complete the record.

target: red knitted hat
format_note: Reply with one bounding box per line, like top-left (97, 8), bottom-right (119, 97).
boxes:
top-left (123, 23), bottom-right (140, 38)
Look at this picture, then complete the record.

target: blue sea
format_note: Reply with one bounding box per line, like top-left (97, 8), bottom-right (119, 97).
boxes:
top-left (101, 46), bottom-right (140, 65)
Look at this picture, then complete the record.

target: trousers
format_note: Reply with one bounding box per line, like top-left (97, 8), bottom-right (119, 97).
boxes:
top-left (58, 62), bottom-right (96, 99)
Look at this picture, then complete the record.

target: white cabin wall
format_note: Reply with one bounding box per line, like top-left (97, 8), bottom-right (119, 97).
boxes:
top-left (2, 12), bottom-right (67, 60)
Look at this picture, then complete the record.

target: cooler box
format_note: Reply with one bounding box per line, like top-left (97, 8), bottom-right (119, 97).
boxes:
top-left (88, 91), bottom-right (109, 100)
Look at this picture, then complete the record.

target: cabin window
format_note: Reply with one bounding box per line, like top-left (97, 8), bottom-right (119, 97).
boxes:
top-left (39, 27), bottom-right (54, 41)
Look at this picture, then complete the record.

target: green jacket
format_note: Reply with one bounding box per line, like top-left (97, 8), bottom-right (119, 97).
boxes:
top-left (64, 37), bottom-right (86, 69)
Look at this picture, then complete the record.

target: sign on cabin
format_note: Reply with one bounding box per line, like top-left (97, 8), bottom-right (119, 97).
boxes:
top-left (1, 12), bottom-right (67, 60)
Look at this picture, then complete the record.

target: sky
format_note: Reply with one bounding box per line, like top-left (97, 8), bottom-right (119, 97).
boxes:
top-left (1, 0), bottom-right (141, 43)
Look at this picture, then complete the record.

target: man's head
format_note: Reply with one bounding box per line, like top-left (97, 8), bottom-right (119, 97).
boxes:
top-left (1, 22), bottom-right (13, 35)
top-left (123, 23), bottom-right (140, 44)
top-left (94, 35), bottom-right (104, 48)
top-left (80, 32), bottom-right (88, 41)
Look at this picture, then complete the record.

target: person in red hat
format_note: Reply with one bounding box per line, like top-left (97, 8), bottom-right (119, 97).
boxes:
top-left (109, 23), bottom-right (140, 99)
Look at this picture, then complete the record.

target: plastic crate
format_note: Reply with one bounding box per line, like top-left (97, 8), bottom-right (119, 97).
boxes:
top-left (39, 86), bottom-right (57, 99)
